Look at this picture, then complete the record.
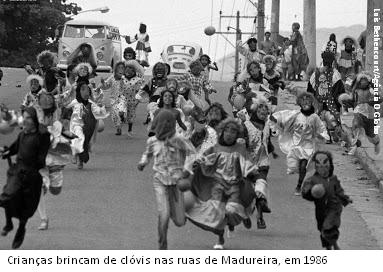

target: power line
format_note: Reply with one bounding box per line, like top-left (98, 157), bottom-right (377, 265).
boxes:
top-left (208, 0), bottom-right (214, 55)
top-left (220, 0), bottom-right (236, 81)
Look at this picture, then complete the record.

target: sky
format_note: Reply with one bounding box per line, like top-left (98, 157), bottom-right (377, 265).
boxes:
top-left (71, 0), bottom-right (367, 64)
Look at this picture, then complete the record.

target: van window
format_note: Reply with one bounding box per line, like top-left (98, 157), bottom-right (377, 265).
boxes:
top-left (166, 45), bottom-right (197, 57)
top-left (63, 25), bottom-right (105, 39)
top-left (64, 25), bottom-right (84, 38)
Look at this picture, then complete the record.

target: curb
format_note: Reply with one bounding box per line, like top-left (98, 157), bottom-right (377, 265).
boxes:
top-left (354, 147), bottom-right (383, 193)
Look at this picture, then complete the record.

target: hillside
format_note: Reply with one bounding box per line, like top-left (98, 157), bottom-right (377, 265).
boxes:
top-left (210, 24), bottom-right (366, 81)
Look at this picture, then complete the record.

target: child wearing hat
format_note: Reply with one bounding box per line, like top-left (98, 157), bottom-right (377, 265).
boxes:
top-left (21, 74), bottom-right (44, 111)
top-left (137, 110), bottom-right (195, 249)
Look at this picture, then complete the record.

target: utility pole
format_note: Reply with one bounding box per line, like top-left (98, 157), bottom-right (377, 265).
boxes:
top-left (257, 0), bottom-right (265, 42)
top-left (270, 0), bottom-right (280, 42)
top-left (235, 11), bottom-right (241, 77)
top-left (205, 11), bottom-right (256, 76)
top-left (303, 0), bottom-right (316, 69)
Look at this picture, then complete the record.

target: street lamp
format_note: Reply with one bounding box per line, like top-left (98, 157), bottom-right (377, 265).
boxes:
top-left (68, 6), bottom-right (110, 19)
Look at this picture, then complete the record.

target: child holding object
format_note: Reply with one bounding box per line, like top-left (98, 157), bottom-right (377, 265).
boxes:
top-left (302, 151), bottom-right (352, 250)
top-left (137, 110), bottom-right (196, 250)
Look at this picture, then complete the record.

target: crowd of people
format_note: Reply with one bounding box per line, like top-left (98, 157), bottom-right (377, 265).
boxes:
top-left (0, 21), bottom-right (380, 251)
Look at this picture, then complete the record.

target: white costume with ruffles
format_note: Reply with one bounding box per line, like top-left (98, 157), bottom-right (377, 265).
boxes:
top-left (272, 109), bottom-right (329, 174)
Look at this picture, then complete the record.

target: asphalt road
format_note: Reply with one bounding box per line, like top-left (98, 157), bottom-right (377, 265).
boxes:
top-left (0, 68), bottom-right (381, 249)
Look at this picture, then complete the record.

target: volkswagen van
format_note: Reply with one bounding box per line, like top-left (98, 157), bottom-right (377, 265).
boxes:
top-left (57, 19), bottom-right (122, 72)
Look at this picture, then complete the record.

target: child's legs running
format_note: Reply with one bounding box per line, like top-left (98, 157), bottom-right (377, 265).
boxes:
top-left (126, 101), bottom-right (138, 132)
top-left (153, 178), bottom-right (171, 250)
top-left (297, 159), bottom-right (308, 189)
top-left (225, 186), bottom-right (246, 226)
top-left (111, 104), bottom-right (122, 129)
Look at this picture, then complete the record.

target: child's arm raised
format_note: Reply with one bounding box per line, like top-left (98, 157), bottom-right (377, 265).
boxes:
top-left (209, 62), bottom-right (219, 71)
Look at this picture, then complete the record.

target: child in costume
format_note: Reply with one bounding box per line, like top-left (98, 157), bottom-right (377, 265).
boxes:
top-left (307, 51), bottom-right (345, 144)
top-left (0, 107), bottom-right (50, 249)
top-left (242, 97), bottom-right (275, 229)
top-left (341, 72), bottom-right (381, 155)
top-left (188, 118), bottom-right (258, 249)
top-left (338, 37), bottom-right (359, 83)
top-left (200, 54), bottom-right (218, 79)
top-left (270, 92), bottom-right (329, 195)
top-left (66, 43), bottom-right (98, 77)
top-left (32, 91), bottom-right (73, 231)
top-left (263, 55), bottom-right (285, 111)
top-left (125, 23), bottom-right (151, 67)
top-left (100, 61), bottom-right (127, 135)
top-left (140, 62), bottom-right (169, 125)
top-left (21, 74), bottom-right (44, 110)
top-left (242, 61), bottom-right (272, 103)
top-left (176, 60), bottom-right (215, 112)
top-left (302, 151), bottom-right (352, 250)
top-left (137, 110), bottom-right (196, 250)
top-left (237, 37), bottom-right (264, 82)
top-left (122, 60), bottom-right (145, 137)
top-left (59, 64), bottom-right (77, 132)
top-left (25, 50), bottom-right (65, 94)
top-left (67, 82), bottom-right (109, 169)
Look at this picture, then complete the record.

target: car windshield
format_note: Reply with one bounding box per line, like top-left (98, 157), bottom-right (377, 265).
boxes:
top-left (64, 25), bottom-right (105, 39)
top-left (166, 45), bottom-right (197, 57)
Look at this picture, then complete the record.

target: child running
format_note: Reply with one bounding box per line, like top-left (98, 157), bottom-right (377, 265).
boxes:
top-left (302, 151), bottom-right (352, 250)
top-left (270, 92), bottom-right (330, 195)
top-left (67, 82), bottom-right (108, 169)
top-left (100, 61), bottom-right (127, 135)
top-left (137, 110), bottom-right (196, 249)
top-left (0, 107), bottom-right (50, 249)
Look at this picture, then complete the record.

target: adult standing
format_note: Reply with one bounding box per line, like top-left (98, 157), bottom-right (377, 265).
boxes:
top-left (290, 22), bottom-right (309, 81)
top-left (259, 31), bottom-right (277, 56)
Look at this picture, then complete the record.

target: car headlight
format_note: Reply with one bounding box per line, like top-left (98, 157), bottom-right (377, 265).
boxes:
top-left (97, 52), bottom-right (104, 60)
top-left (63, 50), bottom-right (70, 57)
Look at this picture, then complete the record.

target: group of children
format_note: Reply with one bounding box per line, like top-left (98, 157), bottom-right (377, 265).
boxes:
top-left (1, 30), bottom-right (377, 251)
top-left (0, 49), bottom-right (109, 248)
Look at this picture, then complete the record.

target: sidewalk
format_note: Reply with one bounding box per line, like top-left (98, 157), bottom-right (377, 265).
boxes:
top-left (341, 113), bottom-right (383, 191)
top-left (287, 81), bottom-right (383, 193)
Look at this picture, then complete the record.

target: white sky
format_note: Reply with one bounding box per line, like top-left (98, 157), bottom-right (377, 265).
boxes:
top-left (72, 0), bottom-right (367, 63)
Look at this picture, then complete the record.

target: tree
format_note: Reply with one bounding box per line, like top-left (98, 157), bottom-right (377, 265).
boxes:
top-left (0, 0), bottom-right (81, 67)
